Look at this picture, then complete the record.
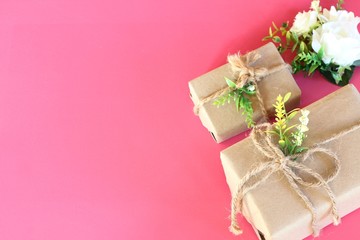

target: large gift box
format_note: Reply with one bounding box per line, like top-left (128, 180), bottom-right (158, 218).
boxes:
top-left (189, 42), bottom-right (301, 143)
top-left (221, 84), bottom-right (360, 239)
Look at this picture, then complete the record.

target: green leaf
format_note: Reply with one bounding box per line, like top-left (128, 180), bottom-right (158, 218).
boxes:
top-left (273, 36), bottom-right (281, 43)
top-left (239, 95), bottom-right (245, 108)
top-left (225, 77), bottom-right (237, 89)
top-left (308, 64), bottom-right (319, 75)
top-left (317, 47), bottom-right (324, 60)
top-left (299, 41), bottom-right (307, 53)
top-left (287, 111), bottom-right (298, 120)
top-left (283, 92), bottom-right (291, 103)
top-left (331, 71), bottom-right (342, 85)
top-left (303, 43), bottom-right (308, 53)
top-left (213, 93), bottom-right (231, 107)
top-left (353, 60), bottom-right (360, 66)
top-left (286, 31), bottom-right (291, 45)
top-left (283, 124), bottom-right (297, 135)
top-left (291, 32), bottom-right (299, 43)
top-left (278, 45), bottom-right (285, 54)
top-left (235, 95), bottom-right (240, 111)
top-left (295, 147), bottom-right (308, 153)
top-left (232, 92), bottom-right (237, 101)
top-left (265, 130), bottom-right (279, 136)
top-left (291, 42), bottom-right (298, 52)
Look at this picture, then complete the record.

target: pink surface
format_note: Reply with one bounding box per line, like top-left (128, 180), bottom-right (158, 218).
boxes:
top-left (0, 0), bottom-right (359, 239)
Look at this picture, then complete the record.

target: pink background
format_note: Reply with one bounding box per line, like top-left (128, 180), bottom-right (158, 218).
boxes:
top-left (0, 0), bottom-right (359, 239)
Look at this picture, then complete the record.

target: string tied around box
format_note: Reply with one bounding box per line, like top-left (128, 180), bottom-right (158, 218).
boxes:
top-left (229, 122), bottom-right (360, 237)
top-left (193, 51), bottom-right (290, 123)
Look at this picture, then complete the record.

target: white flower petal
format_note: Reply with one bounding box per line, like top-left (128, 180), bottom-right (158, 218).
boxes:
top-left (311, 17), bottom-right (360, 66)
top-left (291, 11), bottom-right (318, 35)
top-left (247, 85), bottom-right (255, 92)
top-left (300, 109), bottom-right (310, 117)
top-left (299, 125), bottom-right (309, 133)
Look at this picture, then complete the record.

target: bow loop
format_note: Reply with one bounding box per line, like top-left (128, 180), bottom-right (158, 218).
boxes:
top-left (301, 147), bottom-right (340, 183)
top-left (288, 148), bottom-right (340, 187)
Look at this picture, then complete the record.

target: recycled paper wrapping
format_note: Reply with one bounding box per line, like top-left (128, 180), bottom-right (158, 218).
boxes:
top-left (189, 43), bottom-right (301, 143)
top-left (221, 84), bottom-right (360, 240)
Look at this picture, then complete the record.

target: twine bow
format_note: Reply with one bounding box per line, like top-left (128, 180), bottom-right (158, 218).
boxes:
top-left (229, 122), bottom-right (354, 237)
top-left (227, 52), bottom-right (268, 88)
top-left (193, 52), bottom-right (290, 122)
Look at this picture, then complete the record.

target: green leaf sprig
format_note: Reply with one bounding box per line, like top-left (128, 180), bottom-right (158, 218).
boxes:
top-left (262, 22), bottom-right (292, 54)
top-left (263, 22), bottom-right (323, 80)
top-left (267, 93), bottom-right (309, 156)
top-left (213, 77), bottom-right (256, 128)
top-left (292, 49), bottom-right (323, 75)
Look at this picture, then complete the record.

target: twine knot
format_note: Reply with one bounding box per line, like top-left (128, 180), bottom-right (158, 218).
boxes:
top-left (247, 67), bottom-right (256, 78)
top-left (276, 156), bottom-right (289, 170)
top-left (228, 52), bottom-right (268, 88)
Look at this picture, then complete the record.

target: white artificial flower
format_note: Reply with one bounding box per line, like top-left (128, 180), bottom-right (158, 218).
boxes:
top-left (300, 109), bottom-right (310, 117)
top-left (321, 6), bottom-right (359, 23)
top-left (299, 109), bottom-right (310, 126)
top-left (299, 116), bottom-right (309, 126)
top-left (247, 84), bottom-right (255, 92)
top-left (292, 133), bottom-right (303, 146)
top-left (298, 125), bottom-right (309, 133)
top-left (292, 130), bottom-right (307, 146)
top-left (312, 19), bottom-right (360, 66)
top-left (292, 109), bottom-right (310, 147)
top-left (310, 0), bottom-right (321, 12)
top-left (290, 10), bottom-right (318, 35)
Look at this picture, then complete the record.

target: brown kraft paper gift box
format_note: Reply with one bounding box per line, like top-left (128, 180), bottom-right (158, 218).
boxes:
top-left (221, 84), bottom-right (360, 239)
top-left (189, 42), bottom-right (301, 143)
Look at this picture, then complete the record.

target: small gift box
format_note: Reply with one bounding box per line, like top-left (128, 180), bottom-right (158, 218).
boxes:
top-left (189, 42), bottom-right (301, 143)
top-left (221, 84), bottom-right (360, 239)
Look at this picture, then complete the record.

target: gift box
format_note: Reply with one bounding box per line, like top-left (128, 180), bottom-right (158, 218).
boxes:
top-left (221, 84), bottom-right (360, 239)
top-left (189, 42), bottom-right (301, 143)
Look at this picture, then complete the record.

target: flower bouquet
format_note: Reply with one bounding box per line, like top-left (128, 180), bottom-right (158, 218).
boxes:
top-left (263, 0), bottom-right (360, 86)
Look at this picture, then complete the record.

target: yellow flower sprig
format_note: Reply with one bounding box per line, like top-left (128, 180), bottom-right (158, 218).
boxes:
top-left (267, 93), bottom-right (309, 156)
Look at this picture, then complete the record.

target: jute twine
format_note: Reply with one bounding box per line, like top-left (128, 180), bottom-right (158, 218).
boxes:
top-left (229, 122), bottom-right (360, 237)
top-left (193, 52), bottom-right (290, 123)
